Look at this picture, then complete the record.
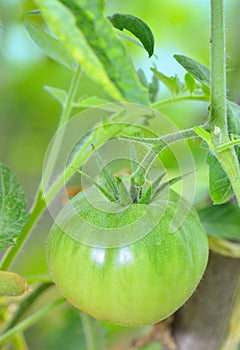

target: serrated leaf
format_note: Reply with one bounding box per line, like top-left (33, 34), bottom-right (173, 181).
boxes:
top-left (206, 152), bottom-right (233, 204)
top-left (108, 13), bottom-right (154, 57)
top-left (174, 54), bottom-right (210, 87)
top-left (33, 0), bottom-right (123, 101)
top-left (151, 68), bottom-right (179, 96)
top-left (0, 163), bottom-right (29, 250)
top-left (44, 86), bottom-right (67, 105)
top-left (24, 21), bottom-right (75, 70)
top-left (198, 202), bottom-right (240, 240)
top-left (55, 0), bottom-right (149, 104)
top-left (184, 72), bottom-right (196, 94)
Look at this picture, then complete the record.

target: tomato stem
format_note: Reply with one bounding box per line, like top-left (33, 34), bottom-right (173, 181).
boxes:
top-left (80, 312), bottom-right (105, 350)
top-left (0, 298), bottom-right (65, 345)
top-left (209, 0), bottom-right (240, 205)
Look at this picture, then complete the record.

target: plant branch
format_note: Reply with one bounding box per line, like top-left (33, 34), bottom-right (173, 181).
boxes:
top-left (0, 298), bottom-right (65, 345)
top-left (151, 95), bottom-right (209, 109)
top-left (80, 312), bottom-right (104, 350)
top-left (220, 278), bottom-right (240, 350)
top-left (207, 0), bottom-right (240, 206)
top-left (210, 0), bottom-right (228, 136)
top-left (0, 65), bottom-right (82, 271)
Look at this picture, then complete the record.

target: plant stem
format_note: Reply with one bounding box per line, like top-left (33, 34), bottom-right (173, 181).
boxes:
top-left (0, 191), bottom-right (46, 270)
top-left (220, 278), bottom-right (240, 350)
top-left (12, 333), bottom-right (29, 350)
top-left (209, 0), bottom-right (240, 205)
top-left (42, 64), bottom-right (82, 187)
top-left (151, 94), bottom-right (209, 109)
top-left (0, 66), bottom-right (82, 271)
top-left (210, 0), bottom-right (227, 136)
top-left (129, 127), bottom-right (198, 186)
top-left (0, 298), bottom-right (65, 345)
top-left (80, 312), bottom-right (104, 350)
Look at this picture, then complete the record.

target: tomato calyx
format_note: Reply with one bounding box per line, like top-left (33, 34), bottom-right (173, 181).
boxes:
top-left (72, 159), bottom-right (191, 207)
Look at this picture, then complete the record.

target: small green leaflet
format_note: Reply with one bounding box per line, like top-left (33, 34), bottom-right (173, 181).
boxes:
top-left (184, 72), bottom-right (196, 94)
top-left (206, 152), bottom-right (233, 204)
top-left (24, 21), bottom-right (75, 70)
top-left (198, 202), bottom-right (240, 240)
top-left (227, 101), bottom-right (240, 160)
top-left (44, 86), bottom-right (67, 105)
top-left (174, 54), bottom-right (210, 88)
top-left (151, 68), bottom-right (179, 96)
top-left (0, 163), bottom-right (29, 250)
top-left (108, 13), bottom-right (155, 58)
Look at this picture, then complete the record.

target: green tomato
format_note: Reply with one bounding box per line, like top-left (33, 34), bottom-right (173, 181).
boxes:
top-left (46, 189), bottom-right (208, 327)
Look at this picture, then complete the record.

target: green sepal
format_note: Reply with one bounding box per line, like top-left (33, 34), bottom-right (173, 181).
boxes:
top-left (138, 172), bottom-right (166, 204)
top-left (116, 177), bottom-right (132, 205)
top-left (150, 172), bottom-right (192, 202)
top-left (92, 149), bottom-right (119, 201)
top-left (71, 167), bottom-right (117, 203)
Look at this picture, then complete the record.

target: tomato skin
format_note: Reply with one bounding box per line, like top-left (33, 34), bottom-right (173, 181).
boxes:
top-left (46, 190), bottom-right (208, 327)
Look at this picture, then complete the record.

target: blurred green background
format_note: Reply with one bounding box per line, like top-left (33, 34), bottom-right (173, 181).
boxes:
top-left (1, 0), bottom-right (240, 349)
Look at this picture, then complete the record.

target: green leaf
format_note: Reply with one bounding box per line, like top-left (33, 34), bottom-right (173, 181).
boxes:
top-left (53, 0), bottom-right (148, 104)
top-left (198, 202), bottom-right (240, 240)
top-left (72, 96), bottom-right (109, 108)
top-left (227, 101), bottom-right (240, 160)
top-left (137, 68), bottom-right (148, 88)
top-left (151, 68), bottom-right (179, 96)
top-left (174, 54), bottom-right (210, 87)
top-left (206, 152), bottom-right (233, 204)
top-left (33, 0), bottom-right (123, 101)
top-left (0, 163), bottom-right (29, 250)
top-left (184, 72), bottom-right (196, 94)
top-left (108, 13), bottom-right (155, 57)
top-left (148, 73), bottom-right (159, 103)
top-left (24, 21), bottom-right (75, 70)
top-left (44, 86), bottom-right (67, 105)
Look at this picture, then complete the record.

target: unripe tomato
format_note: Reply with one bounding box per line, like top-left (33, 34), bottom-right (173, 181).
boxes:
top-left (46, 189), bottom-right (208, 326)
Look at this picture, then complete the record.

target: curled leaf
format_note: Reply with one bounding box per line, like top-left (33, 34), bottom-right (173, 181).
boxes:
top-left (108, 13), bottom-right (154, 57)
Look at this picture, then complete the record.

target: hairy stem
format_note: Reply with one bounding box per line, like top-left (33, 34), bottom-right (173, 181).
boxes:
top-left (210, 0), bottom-right (228, 135)
top-left (209, 0), bottom-right (240, 205)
